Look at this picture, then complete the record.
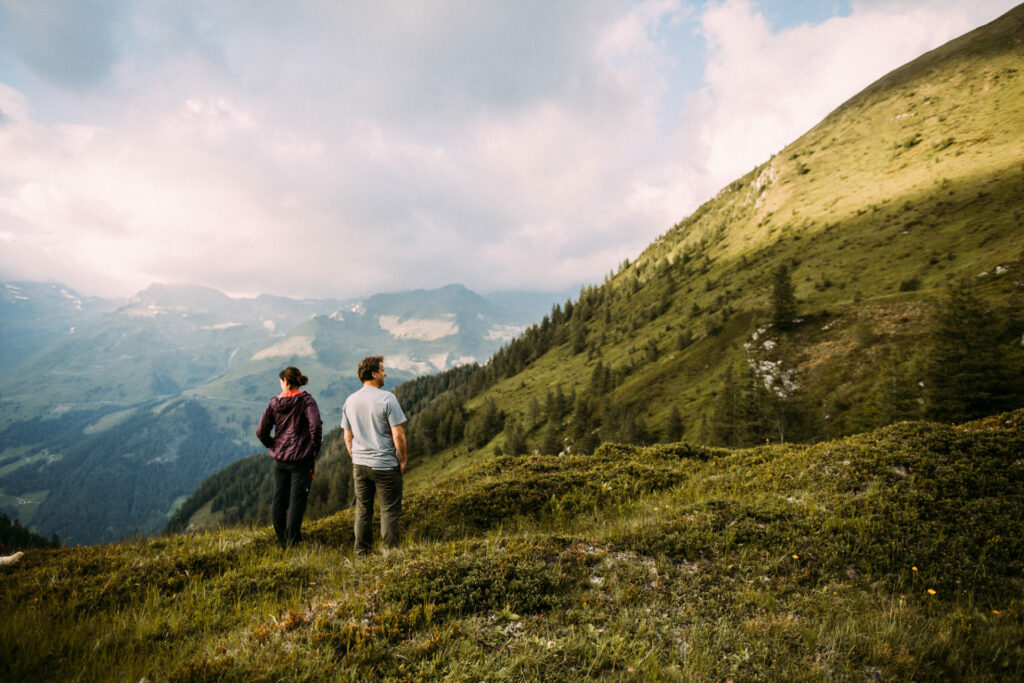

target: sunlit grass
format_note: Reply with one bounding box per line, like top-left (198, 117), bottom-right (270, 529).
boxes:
top-left (3, 410), bottom-right (1023, 680)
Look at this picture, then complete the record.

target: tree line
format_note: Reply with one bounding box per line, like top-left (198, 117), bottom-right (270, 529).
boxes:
top-left (0, 513), bottom-right (60, 554)
top-left (395, 261), bottom-right (1024, 460)
top-left (165, 427), bottom-right (354, 533)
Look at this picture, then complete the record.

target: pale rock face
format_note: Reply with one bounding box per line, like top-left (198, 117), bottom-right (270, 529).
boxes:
top-left (377, 314), bottom-right (458, 341)
top-left (486, 324), bottom-right (525, 341)
top-left (125, 304), bottom-right (190, 317)
top-left (429, 352), bottom-right (451, 370)
top-left (384, 354), bottom-right (434, 375)
top-left (4, 283), bottom-right (28, 301)
top-left (252, 336), bottom-right (316, 360)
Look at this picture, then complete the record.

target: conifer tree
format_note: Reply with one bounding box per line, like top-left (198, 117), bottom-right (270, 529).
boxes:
top-left (625, 409), bottom-right (650, 445)
top-left (541, 421), bottom-right (562, 455)
top-left (771, 264), bottom-right (797, 330)
top-left (711, 364), bottom-right (747, 446)
top-left (663, 405), bottom-right (684, 442)
top-left (645, 338), bottom-right (659, 363)
top-left (590, 361), bottom-right (610, 395)
top-left (572, 324), bottom-right (588, 354)
top-left (526, 396), bottom-right (541, 430)
top-left (503, 417), bottom-right (527, 456)
top-left (925, 278), bottom-right (1014, 422)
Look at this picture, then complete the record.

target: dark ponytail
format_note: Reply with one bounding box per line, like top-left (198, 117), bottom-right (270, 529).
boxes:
top-left (279, 366), bottom-right (309, 389)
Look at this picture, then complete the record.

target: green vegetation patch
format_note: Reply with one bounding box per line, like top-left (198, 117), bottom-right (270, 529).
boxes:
top-left (3, 411), bottom-right (1024, 681)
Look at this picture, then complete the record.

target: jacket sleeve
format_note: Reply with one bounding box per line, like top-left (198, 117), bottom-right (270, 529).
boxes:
top-left (307, 396), bottom-right (324, 458)
top-left (256, 403), bottom-right (276, 450)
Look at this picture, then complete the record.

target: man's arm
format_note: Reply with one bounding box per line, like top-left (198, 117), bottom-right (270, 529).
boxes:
top-left (391, 424), bottom-right (407, 473)
top-left (344, 429), bottom-right (354, 460)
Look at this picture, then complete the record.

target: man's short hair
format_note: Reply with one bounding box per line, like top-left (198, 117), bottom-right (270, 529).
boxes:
top-left (358, 355), bottom-right (384, 382)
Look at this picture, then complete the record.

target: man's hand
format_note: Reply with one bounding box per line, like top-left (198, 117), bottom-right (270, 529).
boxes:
top-left (392, 424), bottom-right (407, 473)
top-left (344, 429), bottom-right (354, 460)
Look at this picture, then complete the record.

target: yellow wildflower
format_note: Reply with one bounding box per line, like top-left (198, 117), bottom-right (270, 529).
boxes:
top-left (927, 589), bottom-right (936, 595)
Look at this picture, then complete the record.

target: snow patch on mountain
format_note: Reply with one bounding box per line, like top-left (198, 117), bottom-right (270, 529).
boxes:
top-left (203, 322), bottom-right (243, 330)
top-left (126, 304), bottom-right (190, 317)
top-left (486, 324), bottom-right (525, 341)
top-left (378, 314), bottom-right (458, 341)
top-left (385, 354), bottom-right (434, 375)
top-left (252, 336), bottom-right (316, 360)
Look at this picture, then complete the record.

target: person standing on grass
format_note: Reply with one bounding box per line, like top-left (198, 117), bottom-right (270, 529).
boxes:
top-left (256, 366), bottom-right (323, 549)
top-left (341, 355), bottom-right (407, 556)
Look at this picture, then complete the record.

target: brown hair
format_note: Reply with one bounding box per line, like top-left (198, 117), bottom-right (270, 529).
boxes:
top-left (279, 366), bottom-right (309, 389)
top-left (357, 355), bottom-right (384, 382)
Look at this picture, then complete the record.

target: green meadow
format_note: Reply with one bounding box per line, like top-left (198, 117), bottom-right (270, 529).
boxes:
top-left (3, 411), bottom-right (1023, 680)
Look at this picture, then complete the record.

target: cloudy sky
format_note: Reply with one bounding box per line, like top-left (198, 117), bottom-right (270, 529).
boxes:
top-left (0, 0), bottom-right (1017, 300)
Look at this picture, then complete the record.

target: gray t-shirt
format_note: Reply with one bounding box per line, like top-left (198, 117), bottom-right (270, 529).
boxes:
top-left (341, 385), bottom-right (407, 469)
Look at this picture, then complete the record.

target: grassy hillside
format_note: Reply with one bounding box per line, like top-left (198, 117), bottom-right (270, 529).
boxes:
top-left (388, 5), bottom-right (1024, 493)
top-left (2, 410), bottom-right (1022, 680)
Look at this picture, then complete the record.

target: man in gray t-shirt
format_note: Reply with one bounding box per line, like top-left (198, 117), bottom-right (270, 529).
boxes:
top-left (341, 355), bottom-right (407, 555)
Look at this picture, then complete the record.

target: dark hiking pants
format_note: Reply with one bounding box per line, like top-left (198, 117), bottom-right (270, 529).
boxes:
top-left (353, 464), bottom-right (403, 555)
top-left (272, 457), bottom-right (314, 549)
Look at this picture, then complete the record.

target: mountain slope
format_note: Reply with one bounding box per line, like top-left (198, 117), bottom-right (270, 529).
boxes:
top-left (392, 4), bottom-right (1024, 489)
top-left (0, 281), bottom-right (118, 372)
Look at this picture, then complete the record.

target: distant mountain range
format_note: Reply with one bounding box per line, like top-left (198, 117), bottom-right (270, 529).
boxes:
top-left (0, 280), bottom-right (567, 543)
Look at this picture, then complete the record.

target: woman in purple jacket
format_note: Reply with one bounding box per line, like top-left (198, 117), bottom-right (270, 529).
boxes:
top-left (256, 366), bottom-right (323, 549)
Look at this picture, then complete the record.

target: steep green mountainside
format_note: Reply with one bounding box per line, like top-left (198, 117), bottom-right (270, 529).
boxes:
top-left (393, 5), bottom-right (1024, 489)
top-left (3, 410), bottom-right (1022, 679)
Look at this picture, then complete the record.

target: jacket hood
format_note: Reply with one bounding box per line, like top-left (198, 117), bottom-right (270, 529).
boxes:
top-left (270, 391), bottom-right (309, 413)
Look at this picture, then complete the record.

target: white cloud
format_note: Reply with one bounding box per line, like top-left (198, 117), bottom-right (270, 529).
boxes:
top-left (0, 0), bottom-right (1018, 299)
top-left (677, 0), bottom-right (1018, 193)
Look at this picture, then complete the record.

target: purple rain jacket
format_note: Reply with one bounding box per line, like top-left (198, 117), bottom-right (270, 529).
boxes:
top-left (256, 390), bottom-right (323, 462)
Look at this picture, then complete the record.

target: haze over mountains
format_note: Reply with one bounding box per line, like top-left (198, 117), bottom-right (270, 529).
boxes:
top-left (0, 280), bottom-right (566, 543)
